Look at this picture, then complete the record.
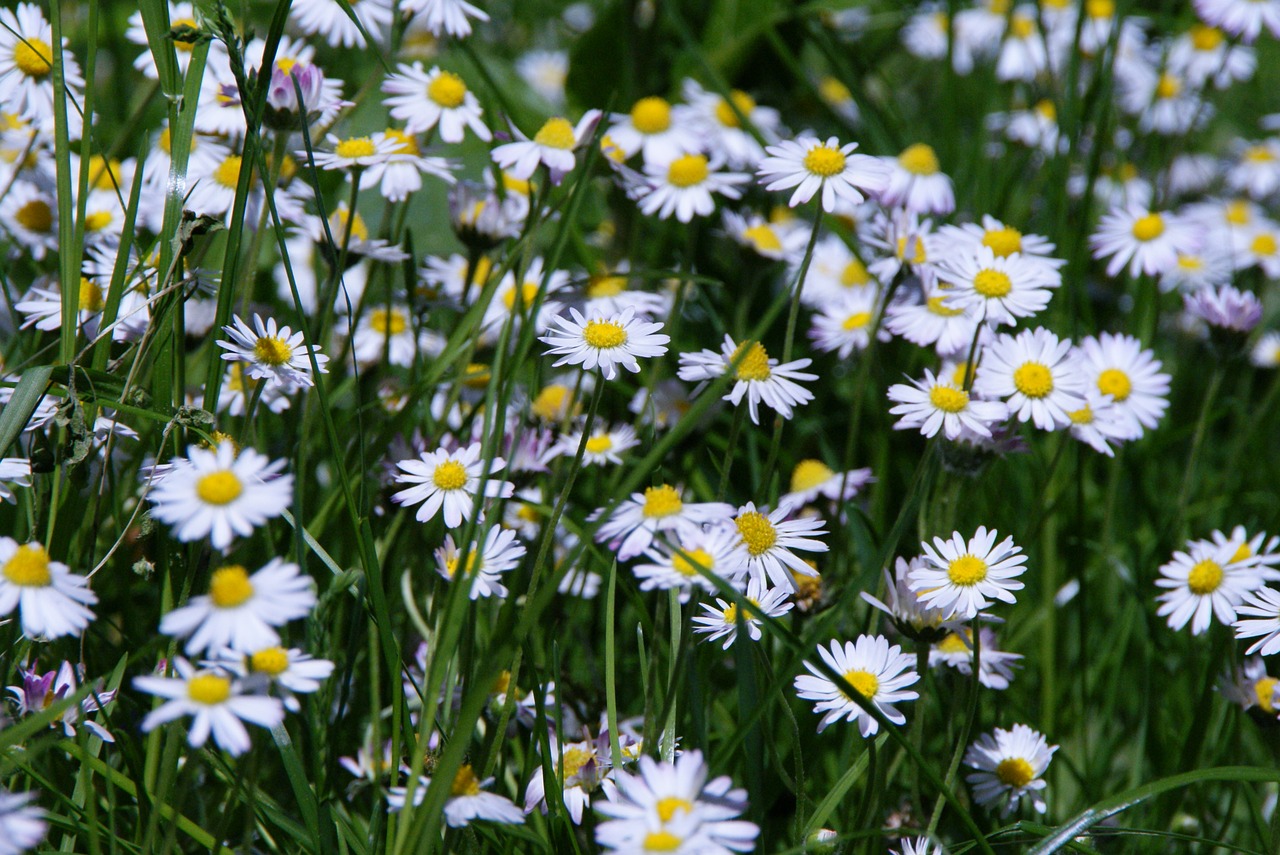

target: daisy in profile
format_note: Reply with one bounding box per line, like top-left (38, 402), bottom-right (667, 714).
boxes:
top-left (134, 658), bottom-right (285, 756)
top-left (1090, 204), bottom-right (1201, 277)
top-left (0, 538), bottom-right (97, 640)
top-left (524, 732), bottom-right (617, 825)
top-left (147, 441), bottom-right (294, 550)
top-left (302, 133), bottom-right (399, 172)
top-left (381, 64), bottom-right (491, 142)
top-left (862, 556), bottom-right (960, 642)
top-left (893, 837), bottom-right (946, 855)
top-left (756, 135), bottom-right (889, 212)
top-left (781, 459), bottom-right (874, 510)
top-left (0, 789), bottom-right (46, 854)
top-left (636, 152), bottom-right (748, 223)
top-left (593, 484), bottom-right (733, 561)
top-left (435, 526), bottom-right (527, 599)
top-left (910, 527), bottom-right (1028, 620)
top-left (1219, 657), bottom-right (1280, 717)
top-left (975, 327), bottom-right (1086, 431)
top-left (808, 289), bottom-right (882, 358)
top-left (1065, 392), bottom-right (1131, 457)
top-left (1156, 538), bottom-right (1262, 635)
top-left (159, 559), bottom-right (316, 654)
top-left (539, 306), bottom-right (669, 380)
top-left (491, 111), bottom-right (602, 182)
top-left (388, 766), bottom-right (524, 826)
top-left (887, 369), bottom-right (1010, 441)
top-left (794, 635), bottom-right (919, 736)
top-left (1074, 333), bottom-right (1170, 439)
top-left (1185, 284), bottom-right (1263, 333)
top-left (878, 143), bottom-right (954, 214)
top-left (391, 442), bottom-right (515, 528)
top-left (930, 627), bottom-right (1023, 690)
top-left (212, 646), bottom-right (335, 712)
top-left (934, 246), bottom-right (1060, 327)
top-left (631, 525), bottom-right (741, 600)
top-left (402, 0), bottom-right (491, 39)
top-left (218, 314), bottom-right (328, 393)
top-left (722, 210), bottom-right (808, 262)
top-left (692, 577), bottom-right (794, 649)
top-left (677, 335), bottom-right (817, 425)
top-left (727, 502), bottom-right (828, 592)
top-left (964, 724), bottom-right (1057, 817)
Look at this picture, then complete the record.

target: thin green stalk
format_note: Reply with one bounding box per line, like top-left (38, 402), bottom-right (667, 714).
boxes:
top-left (1174, 364), bottom-right (1225, 538)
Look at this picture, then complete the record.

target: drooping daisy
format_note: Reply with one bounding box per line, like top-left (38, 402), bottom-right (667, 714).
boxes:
top-left (631, 525), bottom-right (741, 600)
top-left (388, 767), bottom-right (525, 826)
top-left (1074, 333), bottom-right (1170, 439)
top-left (391, 442), bottom-right (515, 528)
top-left (0, 538), bottom-right (96, 640)
top-left (593, 484), bottom-right (734, 561)
top-left (975, 327), bottom-right (1086, 431)
top-left (147, 441), bottom-right (294, 550)
top-left (692, 576), bottom-right (794, 649)
top-left (996, 9), bottom-right (1048, 81)
top-left (887, 369), bottom-right (1010, 441)
top-left (910, 527), bottom-right (1028, 620)
top-left (134, 658), bottom-right (285, 756)
top-left (1156, 538), bottom-right (1263, 635)
top-left (808, 288), bottom-right (882, 358)
top-left (159, 559), bottom-right (316, 655)
top-left (756, 135), bottom-right (889, 212)
top-left (435, 526), bottom-right (527, 599)
top-left (636, 152), bottom-right (749, 223)
top-left (1064, 391), bottom-right (1131, 457)
top-left (877, 143), bottom-right (955, 214)
top-left (491, 111), bottom-right (602, 183)
top-left (794, 635), bottom-right (920, 736)
top-left (1090, 204), bottom-right (1201, 277)
top-left (930, 626), bottom-right (1023, 690)
top-left (381, 63), bottom-right (491, 142)
top-left (726, 502), bottom-right (828, 592)
top-left (401, 0), bottom-right (491, 39)
top-left (677, 335), bottom-right (817, 425)
top-left (0, 789), bottom-right (46, 854)
top-left (539, 306), bottom-right (670, 380)
top-left (964, 724), bottom-right (1057, 817)
top-left (211, 646), bottom-right (335, 712)
top-left (218, 313), bottom-right (328, 393)
top-left (934, 246), bottom-right (1060, 327)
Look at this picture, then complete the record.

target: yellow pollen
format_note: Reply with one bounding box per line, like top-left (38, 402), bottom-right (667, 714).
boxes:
top-left (427, 71), bottom-right (467, 108)
top-left (274, 56), bottom-right (297, 75)
top-left (803, 145), bottom-right (847, 178)
top-left (1231, 543), bottom-right (1253, 565)
top-left (733, 341), bottom-right (772, 382)
top-left (253, 336), bottom-right (294, 366)
top-left (842, 668), bottom-right (879, 699)
top-left (929, 385), bottom-right (969, 413)
top-left (335, 137), bottom-right (376, 160)
top-left (14, 37), bottom-right (52, 78)
top-left (1086, 0), bottom-right (1114, 18)
top-left (722, 603), bottom-right (738, 623)
top-left (532, 384), bottom-right (574, 421)
top-left (84, 210), bottom-right (112, 232)
top-left (1256, 677), bottom-right (1279, 713)
top-left (643, 830), bottom-right (684, 852)
top-left (1252, 234), bottom-right (1278, 256)
top-left (714, 91), bottom-right (756, 128)
top-left (842, 311), bottom-right (872, 331)
top-left (927, 295), bottom-right (964, 317)
top-left (655, 796), bottom-right (693, 823)
top-left (502, 281), bottom-right (540, 310)
top-left (898, 143), bottom-right (940, 175)
top-left (450, 764), bottom-right (481, 797)
top-left (1096, 368), bottom-right (1131, 401)
top-left (819, 76), bottom-right (852, 105)
top-left (1226, 200), bottom-right (1251, 225)
top-left (14, 199), bottom-right (52, 233)
top-left (368, 308), bottom-right (407, 336)
top-left (585, 434), bottom-right (614, 454)
top-left (642, 484), bottom-right (683, 518)
top-left (582, 320), bottom-right (628, 349)
top-left (561, 746), bottom-right (593, 778)
top-left (171, 18), bottom-right (199, 50)
top-left (937, 632), bottom-right (970, 654)
top-left (196, 471), bottom-right (243, 506)
top-left (673, 547), bottom-right (713, 577)
top-left (384, 128), bottom-right (420, 155)
top-left (948, 554), bottom-right (988, 586)
top-left (1010, 14), bottom-right (1035, 38)
top-left (3, 544), bottom-right (52, 587)
top-left (250, 647), bottom-right (290, 676)
top-left (630, 96), bottom-right (672, 134)
top-left (432, 460), bottom-right (468, 490)
top-left (791, 459), bottom-right (834, 493)
top-left (1131, 213), bottom-right (1165, 241)
top-left (735, 511), bottom-right (778, 557)
top-left (667, 153), bottom-right (709, 187)
top-left (981, 227), bottom-right (1023, 257)
top-left (1068, 404), bottom-right (1094, 425)
top-left (972, 268), bottom-right (1015, 299)
top-left (1190, 24), bottom-right (1224, 51)
top-left (445, 553), bottom-right (480, 579)
top-left (1245, 145), bottom-right (1276, 164)
top-left (209, 565), bottom-right (255, 607)
top-left (1187, 559), bottom-right (1223, 595)
top-left (187, 674), bottom-right (232, 705)
top-left (467, 256), bottom-right (493, 286)
top-left (996, 757), bottom-right (1035, 787)
top-left (1013, 363), bottom-right (1054, 398)
top-left (79, 277), bottom-right (104, 312)
top-left (215, 155), bottom-right (242, 189)
top-left (534, 117), bottom-right (576, 149)
top-left (587, 274), bottom-right (627, 297)
top-left (1035, 99), bottom-right (1057, 121)
top-left (841, 259), bottom-right (871, 287)
top-left (1155, 73), bottom-right (1181, 100)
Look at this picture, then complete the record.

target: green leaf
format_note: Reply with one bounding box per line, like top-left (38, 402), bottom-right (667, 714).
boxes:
top-left (0, 366), bottom-right (54, 457)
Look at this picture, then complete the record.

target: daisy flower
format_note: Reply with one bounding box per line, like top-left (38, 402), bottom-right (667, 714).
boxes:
top-left (1156, 538), bottom-right (1262, 635)
top-left (677, 336), bottom-right (817, 425)
top-left (360, 129), bottom-right (455, 203)
top-left (15, 276), bottom-right (105, 336)
top-left (147, 441), bottom-right (294, 550)
top-left (218, 314), bottom-right (328, 393)
top-left (524, 732), bottom-right (617, 825)
top-left (1252, 331), bottom-right (1280, 368)
top-left (721, 210), bottom-right (808, 262)
top-left (381, 64), bottom-right (491, 142)
top-left (517, 49), bottom-right (568, 106)
top-left (606, 96), bottom-right (700, 163)
top-left (887, 369), bottom-right (1010, 441)
top-left (212, 646), bottom-right (335, 712)
top-left (798, 233), bottom-right (880, 307)
top-left (0, 3), bottom-right (84, 131)
top-left (756, 135), bottom-right (889, 212)
top-left (878, 143), bottom-right (954, 214)
top-left (551, 423), bottom-right (640, 467)
top-left (1169, 24), bottom-right (1256, 88)
top-left (159, 559), bottom-right (316, 655)
top-left (1192, 0), bottom-right (1280, 43)
top-left (781, 459), bottom-right (874, 511)
top-left (345, 304), bottom-right (442, 368)
top-left (862, 556), bottom-right (960, 642)
top-left (1219, 657), bottom-right (1280, 716)
top-left (964, 724), bottom-right (1057, 817)
top-left (491, 111), bottom-right (602, 183)
top-left (0, 180), bottom-right (58, 260)
top-left (975, 328), bottom-right (1086, 431)
top-left (930, 627), bottom-right (1022, 690)
top-left (0, 789), bottom-right (46, 854)
top-left (679, 80), bottom-right (780, 168)
top-left (934, 246), bottom-right (1060, 327)
top-left (0, 538), bottom-right (96, 640)
top-left (910, 527), bottom-right (1028, 620)
top-left (289, 0), bottom-right (392, 49)
top-left (636, 152), bottom-right (748, 222)
top-left (539, 306), bottom-right (670, 380)
top-left (1228, 141), bottom-right (1280, 198)
top-left (388, 767), bottom-right (524, 826)
top-left (391, 442), bottom-right (515, 528)
top-left (302, 133), bottom-right (400, 172)
top-left (1234, 588), bottom-right (1280, 656)
top-left (1065, 391), bottom-right (1131, 457)
top-left (134, 658), bottom-right (285, 757)
top-left (933, 215), bottom-right (1064, 263)
top-left (401, 0), bottom-right (490, 39)
top-left (726, 502), bottom-right (828, 592)
top-left (435, 526), bottom-right (527, 599)
top-left (883, 286), bottom-right (981, 357)
top-left (1074, 333), bottom-right (1170, 439)
top-left (794, 635), bottom-right (919, 736)
top-left (692, 576), bottom-right (794, 649)
top-left (8, 661), bottom-right (116, 742)
top-left (1185, 284), bottom-right (1263, 333)
top-left (807, 289), bottom-right (882, 358)
top-left (632, 527), bottom-right (742, 600)
top-left (593, 484), bottom-right (733, 561)
top-left (1090, 204), bottom-right (1201, 277)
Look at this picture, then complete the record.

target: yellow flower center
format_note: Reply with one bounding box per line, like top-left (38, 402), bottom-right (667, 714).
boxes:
top-left (735, 511), bottom-right (778, 557)
top-left (981, 227), bottom-right (1023, 257)
top-left (587, 274), bottom-right (627, 297)
top-left (3, 544), bottom-right (52, 587)
top-left (927, 295), bottom-right (964, 317)
top-left (667, 153), bottom-right (709, 187)
top-left (642, 484), bottom-right (683, 518)
top-left (14, 199), bottom-right (52, 232)
top-left (253, 336), bottom-right (294, 366)
top-left (841, 259), bottom-right (871, 287)
top-left (973, 269), bottom-right (1013, 298)
top-left (432, 460), bottom-right (468, 490)
top-left (996, 757), bottom-right (1035, 788)
top-left (630, 96), bottom-right (671, 134)
top-left (172, 18), bottom-right (198, 51)
top-left (502, 281), bottom-right (540, 310)
top-left (929, 385), bottom-right (969, 413)
top-left (1155, 73), bottom-right (1181, 100)
top-left (561, 746), bottom-right (593, 778)
top-left (582, 320), bottom-right (628, 349)
top-left (492, 670), bottom-right (511, 696)
top-left (79, 277), bottom-right (104, 312)
top-left (187, 674), bottom-right (232, 705)
top-left (84, 210), bottom-right (113, 233)
top-left (1187, 559), bottom-right (1223, 595)
top-left (673, 547), bottom-right (713, 577)
top-left (898, 143), bottom-right (939, 176)
top-left (585, 434), bottom-right (614, 454)
top-left (1177, 254), bottom-right (1203, 271)
top-left (335, 137), bottom-right (376, 160)
top-left (368, 308), bottom-right (407, 335)
top-left (209, 565), bottom-right (255, 607)
top-left (1086, 0), bottom-right (1114, 18)
top-left (384, 128), bottom-right (420, 155)
top-left (1035, 99), bottom-right (1057, 120)
top-left (714, 91), bottom-right (756, 128)
top-left (215, 155), bottom-right (242, 189)
top-left (1190, 24), bottom-right (1224, 51)
top-left (1245, 145), bottom-right (1276, 164)
top-left (1013, 363), bottom-right (1054, 398)
top-left (643, 831), bottom-right (683, 852)
top-left (948, 554), bottom-right (988, 586)
top-left (196, 471), bottom-right (243, 506)
top-left (655, 796), bottom-right (693, 822)
top-left (803, 145), bottom-right (847, 178)
top-left (842, 668), bottom-right (879, 699)
top-left (532, 384), bottom-right (573, 421)
top-left (450, 764), bottom-right (481, 797)
top-left (733, 341), bottom-right (772, 382)
top-left (791, 459), bottom-right (834, 493)
top-left (1226, 200), bottom-right (1251, 225)
top-left (1256, 677), bottom-right (1279, 713)
top-left (1131, 213), bottom-right (1165, 242)
top-left (896, 235), bottom-right (927, 265)
top-left (250, 646), bottom-right (290, 676)
top-left (818, 76), bottom-right (852, 104)
top-left (1096, 368), bottom-right (1131, 401)
top-left (1068, 404), bottom-right (1094, 425)
top-left (463, 363), bottom-right (490, 389)
top-left (842, 311), bottom-right (872, 331)
top-left (427, 71), bottom-right (467, 108)
top-left (1010, 14), bottom-right (1035, 39)
top-left (722, 603), bottom-right (739, 623)
top-left (534, 117), bottom-right (576, 149)
top-left (445, 553), bottom-right (480, 579)
top-left (952, 362), bottom-right (974, 388)
top-left (936, 631), bottom-right (969, 654)
top-left (1252, 234), bottom-right (1278, 256)
top-left (14, 38), bottom-right (52, 78)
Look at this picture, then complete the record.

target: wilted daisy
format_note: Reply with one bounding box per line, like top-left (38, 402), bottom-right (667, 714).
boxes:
top-left (781, 459), bottom-right (874, 510)
top-left (388, 767), bottom-right (524, 826)
top-left (975, 328), bottom-right (1086, 431)
top-left (593, 484), bottom-right (733, 561)
top-left (1090, 204), bottom-right (1201, 277)
top-left (435, 526), bottom-right (527, 599)
top-left (794, 635), bottom-right (920, 736)
top-left (934, 246), bottom-right (1060, 327)
top-left (0, 538), bottom-right (96, 640)
top-left (911, 527), bottom-right (1028, 620)
top-left (692, 576), bottom-right (793, 649)
top-left (728, 502), bottom-right (828, 592)
top-left (1156, 538), bottom-right (1262, 635)
top-left (218, 314), bottom-right (328, 393)
top-left (147, 441), bottom-right (293, 550)
top-left (756, 135), bottom-right (889, 212)
top-left (539, 306), bottom-right (669, 380)
top-left (887, 369), bottom-right (1010, 441)
top-left (382, 63), bottom-right (491, 142)
top-left (965, 724), bottom-right (1057, 817)
top-left (878, 143), bottom-right (955, 214)
top-left (636, 152), bottom-right (748, 222)
top-left (134, 658), bottom-right (285, 756)
top-left (159, 559), bottom-right (316, 655)
top-left (0, 789), bottom-right (46, 855)
top-left (678, 335), bottom-right (817, 425)
top-left (491, 111), bottom-right (602, 182)
top-left (391, 442), bottom-right (515, 528)
top-left (930, 627), bottom-right (1023, 690)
